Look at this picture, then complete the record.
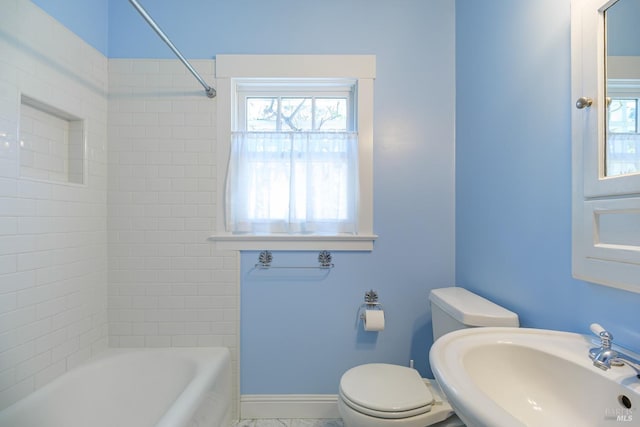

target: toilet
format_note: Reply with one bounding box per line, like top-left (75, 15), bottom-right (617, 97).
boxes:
top-left (338, 287), bottom-right (519, 427)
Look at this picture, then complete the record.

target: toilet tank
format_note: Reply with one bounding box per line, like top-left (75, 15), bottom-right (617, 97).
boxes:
top-left (429, 287), bottom-right (519, 341)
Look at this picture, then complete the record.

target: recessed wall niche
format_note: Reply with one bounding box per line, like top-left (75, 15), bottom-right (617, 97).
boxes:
top-left (19, 95), bottom-right (85, 185)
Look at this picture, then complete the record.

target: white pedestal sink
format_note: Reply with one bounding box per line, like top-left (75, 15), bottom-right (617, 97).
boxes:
top-left (430, 327), bottom-right (640, 427)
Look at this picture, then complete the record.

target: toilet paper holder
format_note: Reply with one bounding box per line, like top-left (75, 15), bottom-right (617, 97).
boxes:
top-left (358, 289), bottom-right (384, 320)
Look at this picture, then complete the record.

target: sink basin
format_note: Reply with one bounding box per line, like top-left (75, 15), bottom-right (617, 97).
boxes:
top-left (430, 327), bottom-right (640, 427)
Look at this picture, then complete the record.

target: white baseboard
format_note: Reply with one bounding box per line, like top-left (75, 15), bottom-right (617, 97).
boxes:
top-left (240, 394), bottom-right (340, 419)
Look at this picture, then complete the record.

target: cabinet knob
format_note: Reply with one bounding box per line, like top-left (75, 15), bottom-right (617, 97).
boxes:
top-left (576, 97), bottom-right (593, 109)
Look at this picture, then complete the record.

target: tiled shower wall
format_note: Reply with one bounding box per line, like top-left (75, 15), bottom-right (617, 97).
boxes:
top-left (0, 0), bottom-right (108, 410)
top-left (107, 58), bottom-right (238, 392)
top-left (1, 1), bottom-right (239, 412)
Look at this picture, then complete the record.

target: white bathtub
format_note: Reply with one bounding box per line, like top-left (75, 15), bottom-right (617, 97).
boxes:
top-left (0, 347), bottom-right (232, 427)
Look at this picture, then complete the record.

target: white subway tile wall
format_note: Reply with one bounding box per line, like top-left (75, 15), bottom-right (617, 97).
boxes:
top-left (1, 0), bottom-right (240, 418)
top-left (0, 0), bottom-right (108, 410)
top-left (107, 59), bottom-right (239, 411)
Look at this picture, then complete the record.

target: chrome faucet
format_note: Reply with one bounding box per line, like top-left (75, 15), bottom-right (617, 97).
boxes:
top-left (589, 323), bottom-right (640, 379)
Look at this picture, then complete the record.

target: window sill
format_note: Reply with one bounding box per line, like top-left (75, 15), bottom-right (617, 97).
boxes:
top-left (208, 234), bottom-right (378, 251)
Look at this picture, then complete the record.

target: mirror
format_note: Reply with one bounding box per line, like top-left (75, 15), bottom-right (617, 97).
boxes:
top-left (604, 0), bottom-right (640, 177)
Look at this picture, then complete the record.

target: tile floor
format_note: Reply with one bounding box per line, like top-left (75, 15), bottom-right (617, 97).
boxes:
top-left (234, 420), bottom-right (343, 427)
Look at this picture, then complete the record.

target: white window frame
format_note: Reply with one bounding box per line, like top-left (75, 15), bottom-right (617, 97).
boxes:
top-left (571, 0), bottom-right (640, 293)
top-left (211, 55), bottom-right (377, 251)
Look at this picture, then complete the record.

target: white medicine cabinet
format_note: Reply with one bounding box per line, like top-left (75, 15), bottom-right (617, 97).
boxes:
top-left (571, 0), bottom-right (640, 293)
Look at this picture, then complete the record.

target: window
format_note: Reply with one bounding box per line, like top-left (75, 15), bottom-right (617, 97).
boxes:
top-left (227, 80), bottom-right (357, 235)
top-left (212, 55), bottom-right (377, 250)
top-left (606, 96), bottom-right (640, 176)
top-left (608, 98), bottom-right (637, 134)
top-left (239, 84), bottom-right (354, 132)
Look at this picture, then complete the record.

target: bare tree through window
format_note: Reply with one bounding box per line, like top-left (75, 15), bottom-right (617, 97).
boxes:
top-left (247, 97), bottom-right (347, 131)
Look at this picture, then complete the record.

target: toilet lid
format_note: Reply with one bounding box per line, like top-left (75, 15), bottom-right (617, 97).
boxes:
top-left (339, 364), bottom-right (433, 415)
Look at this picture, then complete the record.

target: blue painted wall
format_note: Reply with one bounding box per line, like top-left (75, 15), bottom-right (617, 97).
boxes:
top-left (456, 0), bottom-right (640, 353)
top-left (34, 0), bottom-right (640, 396)
top-left (31, 0), bottom-right (108, 55)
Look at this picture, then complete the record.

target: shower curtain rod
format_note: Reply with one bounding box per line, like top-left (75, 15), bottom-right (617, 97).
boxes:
top-left (128, 0), bottom-right (216, 98)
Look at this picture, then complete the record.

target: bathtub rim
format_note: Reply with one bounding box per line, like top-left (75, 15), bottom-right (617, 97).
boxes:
top-left (0, 346), bottom-right (232, 427)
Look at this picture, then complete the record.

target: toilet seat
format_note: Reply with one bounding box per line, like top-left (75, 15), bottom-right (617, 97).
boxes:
top-left (339, 363), bottom-right (434, 419)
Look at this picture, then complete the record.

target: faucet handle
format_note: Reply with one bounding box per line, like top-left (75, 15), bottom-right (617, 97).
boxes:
top-left (590, 323), bottom-right (605, 336)
top-left (590, 323), bottom-right (613, 347)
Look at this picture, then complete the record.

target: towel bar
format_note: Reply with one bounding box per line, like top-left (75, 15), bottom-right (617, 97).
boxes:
top-left (255, 250), bottom-right (334, 270)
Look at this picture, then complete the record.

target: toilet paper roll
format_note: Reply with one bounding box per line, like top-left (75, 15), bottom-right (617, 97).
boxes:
top-left (363, 309), bottom-right (385, 331)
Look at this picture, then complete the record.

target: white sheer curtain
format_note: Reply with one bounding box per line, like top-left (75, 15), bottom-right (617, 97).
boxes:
top-left (606, 133), bottom-right (640, 176)
top-left (225, 132), bottom-right (359, 234)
